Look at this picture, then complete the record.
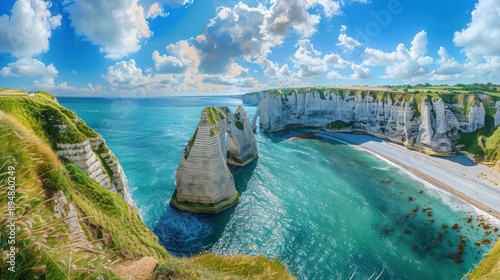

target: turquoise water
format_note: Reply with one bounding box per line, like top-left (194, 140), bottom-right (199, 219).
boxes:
top-left (59, 97), bottom-right (499, 280)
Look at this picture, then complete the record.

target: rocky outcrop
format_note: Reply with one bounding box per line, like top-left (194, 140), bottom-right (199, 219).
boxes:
top-left (56, 140), bottom-right (113, 190)
top-left (56, 138), bottom-right (137, 209)
top-left (219, 106), bottom-right (259, 167)
top-left (172, 106), bottom-right (258, 213)
top-left (172, 107), bottom-right (239, 213)
top-left (89, 137), bottom-right (136, 208)
top-left (494, 101), bottom-right (500, 127)
top-left (252, 90), bottom-right (490, 155)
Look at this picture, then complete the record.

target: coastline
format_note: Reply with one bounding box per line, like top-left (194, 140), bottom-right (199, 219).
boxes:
top-left (318, 131), bottom-right (500, 221)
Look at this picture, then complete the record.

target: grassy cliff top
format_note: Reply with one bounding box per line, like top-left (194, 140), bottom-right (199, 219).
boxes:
top-left (203, 106), bottom-right (227, 125)
top-left (0, 91), bottom-right (99, 147)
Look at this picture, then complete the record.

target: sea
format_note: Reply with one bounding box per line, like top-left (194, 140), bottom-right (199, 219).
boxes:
top-left (59, 96), bottom-right (499, 280)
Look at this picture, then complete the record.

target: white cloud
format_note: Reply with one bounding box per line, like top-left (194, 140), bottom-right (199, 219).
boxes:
top-left (103, 59), bottom-right (151, 86)
top-left (65, 0), bottom-right (151, 59)
top-left (146, 3), bottom-right (169, 19)
top-left (336, 33), bottom-right (361, 51)
top-left (0, 0), bottom-right (61, 57)
top-left (350, 64), bottom-right (370, 79)
top-left (432, 47), bottom-right (463, 76)
top-left (454, 0), bottom-right (500, 56)
top-left (292, 39), bottom-right (327, 77)
top-left (306, 0), bottom-right (341, 18)
top-left (292, 39), bottom-right (349, 77)
top-left (152, 40), bottom-right (199, 73)
top-left (361, 30), bottom-right (433, 80)
top-left (1, 58), bottom-right (58, 77)
top-left (192, 3), bottom-right (269, 73)
top-left (263, 0), bottom-right (322, 38)
top-left (163, 0), bottom-right (193, 8)
top-left (326, 70), bottom-right (346, 80)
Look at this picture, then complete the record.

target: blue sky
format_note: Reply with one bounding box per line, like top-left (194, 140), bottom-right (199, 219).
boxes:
top-left (0, 0), bottom-right (498, 96)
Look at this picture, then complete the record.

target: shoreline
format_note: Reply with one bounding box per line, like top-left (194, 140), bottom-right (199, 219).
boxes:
top-left (318, 131), bottom-right (500, 221)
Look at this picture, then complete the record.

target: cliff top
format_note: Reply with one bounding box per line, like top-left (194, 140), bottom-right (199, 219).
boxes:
top-left (203, 106), bottom-right (227, 125)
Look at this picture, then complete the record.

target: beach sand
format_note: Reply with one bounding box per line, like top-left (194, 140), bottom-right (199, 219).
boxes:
top-left (318, 131), bottom-right (500, 220)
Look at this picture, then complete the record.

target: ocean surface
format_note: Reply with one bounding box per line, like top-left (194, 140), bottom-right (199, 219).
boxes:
top-left (59, 96), bottom-right (499, 280)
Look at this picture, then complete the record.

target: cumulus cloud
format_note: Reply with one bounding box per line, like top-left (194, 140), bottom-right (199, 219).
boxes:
top-left (350, 64), bottom-right (370, 79)
top-left (263, 0), bottom-right (322, 38)
top-left (192, 3), bottom-right (268, 73)
top-left (306, 0), bottom-right (341, 18)
top-left (103, 59), bottom-right (151, 86)
top-left (432, 47), bottom-right (463, 76)
top-left (292, 39), bottom-right (327, 77)
top-left (361, 30), bottom-right (433, 80)
top-left (146, 3), bottom-right (169, 19)
top-left (454, 0), bottom-right (500, 56)
top-left (292, 39), bottom-right (349, 77)
top-left (65, 0), bottom-right (151, 59)
top-left (163, 0), bottom-right (193, 8)
top-left (326, 70), bottom-right (347, 80)
top-left (1, 57), bottom-right (58, 77)
top-left (0, 0), bottom-right (61, 57)
top-left (336, 26), bottom-right (361, 51)
top-left (152, 40), bottom-right (199, 73)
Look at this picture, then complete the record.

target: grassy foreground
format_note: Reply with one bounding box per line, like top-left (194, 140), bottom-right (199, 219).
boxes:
top-left (0, 90), bottom-right (293, 279)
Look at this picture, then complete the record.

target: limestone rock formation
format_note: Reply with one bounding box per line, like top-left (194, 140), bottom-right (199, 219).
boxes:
top-left (494, 101), bottom-right (500, 127)
top-left (55, 134), bottom-right (136, 209)
top-left (171, 107), bottom-right (240, 213)
top-left (219, 106), bottom-right (259, 167)
top-left (252, 90), bottom-right (489, 155)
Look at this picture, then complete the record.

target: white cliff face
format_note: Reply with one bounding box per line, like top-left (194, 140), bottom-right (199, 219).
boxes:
top-left (253, 91), bottom-right (487, 154)
top-left (173, 108), bottom-right (239, 213)
top-left (56, 137), bottom-right (137, 209)
top-left (494, 101), bottom-right (500, 127)
top-left (221, 106), bottom-right (259, 167)
top-left (89, 137), bottom-right (136, 209)
top-left (56, 140), bottom-right (114, 191)
top-left (467, 102), bottom-right (486, 131)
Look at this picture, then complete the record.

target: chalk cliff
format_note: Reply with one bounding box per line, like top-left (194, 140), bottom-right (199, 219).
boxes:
top-left (220, 106), bottom-right (259, 167)
top-left (172, 106), bottom-right (258, 213)
top-left (251, 89), bottom-right (495, 155)
top-left (172, 107), bottom-right (240, 213)
top-left (54, 124), bottom-right (136, 209)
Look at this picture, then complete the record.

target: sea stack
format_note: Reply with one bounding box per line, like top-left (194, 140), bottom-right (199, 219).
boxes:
top-left (219, 106), bottom-right (259, 167)
top-left (171, 107), bottom-right (240, 213)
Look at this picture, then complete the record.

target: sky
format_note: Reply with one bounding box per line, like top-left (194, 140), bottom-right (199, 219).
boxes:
top-left (0, 0), bottom-right (499, 96)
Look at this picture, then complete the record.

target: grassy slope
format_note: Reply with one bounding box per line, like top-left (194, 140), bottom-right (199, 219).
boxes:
top-left (0, 92), bottom-right (293, 279)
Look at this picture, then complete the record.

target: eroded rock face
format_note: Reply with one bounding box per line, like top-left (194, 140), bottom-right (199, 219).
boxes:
top-left (252, 91), bottom-right (487, 155)
top-left (494, 101), bottom-right (500, 127)
top-left (220, 106), bottom-right (259, 167)
top-left (172, 107), bottom-right (240, 213)
top-left (56, 138), bottom-right (136, 209)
